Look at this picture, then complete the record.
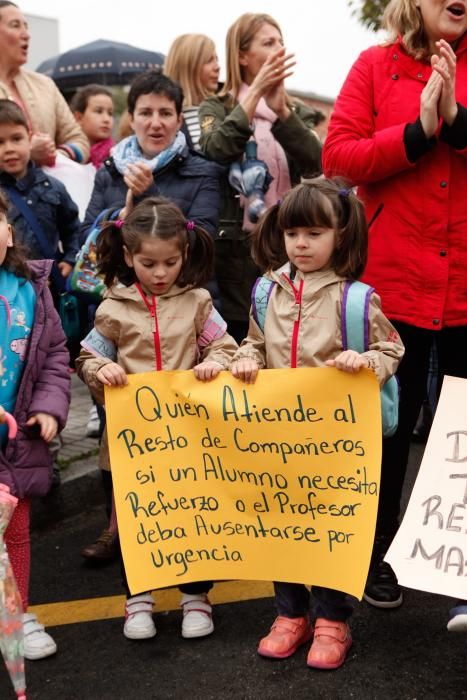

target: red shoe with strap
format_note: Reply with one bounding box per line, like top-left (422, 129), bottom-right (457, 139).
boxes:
top-left (257, 616), bottom-right (313, 659)
top-left (307, 619), bottom-right (352, 670)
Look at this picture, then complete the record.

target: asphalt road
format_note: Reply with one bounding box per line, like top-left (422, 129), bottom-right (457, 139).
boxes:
top-left (1, 443), bottom-right (466, 700)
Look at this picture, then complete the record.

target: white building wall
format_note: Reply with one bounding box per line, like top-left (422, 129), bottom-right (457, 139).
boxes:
top-left (24, 13), bottom-right (59, 71)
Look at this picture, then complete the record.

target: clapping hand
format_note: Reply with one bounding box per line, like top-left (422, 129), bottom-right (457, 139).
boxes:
top-left (261, 48), bottom-right (295, 120)
top-left (432, 39), bottom-right (458, 126)
top-left (421, 39), bottom-right (459, 138)
top-left (420, 68), bottom-right (443, 138)
top-left (123, 161), bottom-right (153, 197)
top-left (252, 46), bottom-right (295, 92)
top-left (30, 132), bottom-right (56, 165)
top-left (249, 47), bottom-right (295, 121)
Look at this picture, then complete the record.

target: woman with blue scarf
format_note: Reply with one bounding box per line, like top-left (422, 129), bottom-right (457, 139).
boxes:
top-left (82, 71), bottom-right (222, 241)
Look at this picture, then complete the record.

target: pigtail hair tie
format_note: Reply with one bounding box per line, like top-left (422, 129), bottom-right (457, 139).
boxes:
top-left (114, 219), bottom-right (124, 229)
top-left (338, 188), bottom-right (351, 199)
top-left (186, 220), bottom-right (195, 231)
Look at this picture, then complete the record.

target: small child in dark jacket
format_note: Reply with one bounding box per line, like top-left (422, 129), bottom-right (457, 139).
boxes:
top-left (0, 99), bottom-right (80, 285)
top-left (0, 188), bottom-right (70, 659)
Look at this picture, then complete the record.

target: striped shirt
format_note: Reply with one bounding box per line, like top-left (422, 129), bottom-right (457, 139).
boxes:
top-left (183, 106), bottom-right (201, 150)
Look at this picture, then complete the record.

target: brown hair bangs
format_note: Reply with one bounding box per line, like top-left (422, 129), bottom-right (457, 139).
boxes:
top-left (252, 178), bottom-right (368, 279)
top-left (278, 183), bottom-right (337, 232)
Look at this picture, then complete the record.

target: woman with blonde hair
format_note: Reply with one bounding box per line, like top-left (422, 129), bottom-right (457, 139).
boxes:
top-left (164, 34), bottom-right (220, 149)
top-left (323, 0), bottom-right (467, 617)
top-left (199, 13), bottom-right (322, 343)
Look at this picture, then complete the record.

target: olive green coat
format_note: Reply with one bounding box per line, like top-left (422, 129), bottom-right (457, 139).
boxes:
top-left (199, 94), bottom-right (322, 324)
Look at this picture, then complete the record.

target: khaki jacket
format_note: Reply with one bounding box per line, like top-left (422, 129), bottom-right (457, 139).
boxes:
top-left (234, 266), bottom-right (404, 386)
top-left (0, 70), bottom-right (89, 162)
top-left (76, 282), bottom-right (238, 469)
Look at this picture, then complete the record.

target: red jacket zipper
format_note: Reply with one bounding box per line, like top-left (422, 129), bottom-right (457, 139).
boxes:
top-left (135, 283), bottom-right (162, 371)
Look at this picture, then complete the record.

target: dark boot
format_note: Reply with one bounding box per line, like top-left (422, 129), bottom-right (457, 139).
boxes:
top-left (363, 535), bottom-right (403, 609)
top-left (81, 528), bottom-right (119, 562)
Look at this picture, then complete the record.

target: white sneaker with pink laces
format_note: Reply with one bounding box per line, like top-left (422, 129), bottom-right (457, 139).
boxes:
top-left (123, 594), bottom-right (156, 640)
top-left (180, 593), bottom-right (214, 638)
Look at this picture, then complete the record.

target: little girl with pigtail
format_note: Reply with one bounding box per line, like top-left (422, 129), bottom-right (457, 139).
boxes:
top-left (76, 195), bottom-right (238, 642)
top-left (231, 177), bottom-right (404, 670)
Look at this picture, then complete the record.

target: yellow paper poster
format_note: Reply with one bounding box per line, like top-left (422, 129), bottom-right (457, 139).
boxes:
top-left (105, 367), bottom-right (382, 598)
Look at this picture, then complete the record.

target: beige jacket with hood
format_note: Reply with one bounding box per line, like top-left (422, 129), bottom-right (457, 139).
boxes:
top-left (234, 265), bottom-right (404, 386)
top-left (77, 282), bottom-right (238, 468)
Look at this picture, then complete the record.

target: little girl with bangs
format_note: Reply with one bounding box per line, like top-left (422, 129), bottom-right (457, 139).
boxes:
top-left (77, 195), bottom-right (237, 642)
top-left (231, 178), bottom-right (404, 670)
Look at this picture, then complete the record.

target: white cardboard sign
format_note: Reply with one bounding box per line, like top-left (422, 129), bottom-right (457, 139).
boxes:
top-left (386, 376), bottom-right (467, 599)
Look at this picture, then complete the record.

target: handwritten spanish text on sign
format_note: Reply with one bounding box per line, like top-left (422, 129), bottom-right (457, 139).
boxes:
top-left (105, 368), bottom-right (382, 598)
top-left (386, 376), bottom-right (467, 599)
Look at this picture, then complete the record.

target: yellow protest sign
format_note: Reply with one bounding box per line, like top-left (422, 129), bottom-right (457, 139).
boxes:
top-left (105, 367), bottom-right (382, 599)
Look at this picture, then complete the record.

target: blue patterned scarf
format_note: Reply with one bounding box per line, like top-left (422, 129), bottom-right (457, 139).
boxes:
top-left (112, 131), bottom-right (186, 175)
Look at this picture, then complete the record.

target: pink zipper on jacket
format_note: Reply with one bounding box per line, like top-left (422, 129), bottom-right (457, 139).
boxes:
top-left (135, 283), bottom-right (162, 371)
top-left (282, 274), bottom-right (304, 369)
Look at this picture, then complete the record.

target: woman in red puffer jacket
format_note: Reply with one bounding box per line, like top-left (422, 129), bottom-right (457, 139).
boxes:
top-left (323, 0), bottom-right (467, 611)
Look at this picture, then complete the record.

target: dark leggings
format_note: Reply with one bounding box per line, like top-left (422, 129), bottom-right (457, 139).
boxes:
top-left (121, 561), bottom-right (213, 598)
top-left (274, 582), bottom-right (352, 622)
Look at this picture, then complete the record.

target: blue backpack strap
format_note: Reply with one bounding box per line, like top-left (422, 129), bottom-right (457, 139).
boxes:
top-left (341, 280), bottom-right (399, 438)
top-left (341, 280), bottom-right (374, 352)
top-left (252, 276), bottom-right (276, 332)
top-left (4, 185), bottom-right (65, 292)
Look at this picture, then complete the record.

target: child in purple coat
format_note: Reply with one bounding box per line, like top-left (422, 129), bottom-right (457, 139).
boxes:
top-left (0, 188), bottom-right (70, 660)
